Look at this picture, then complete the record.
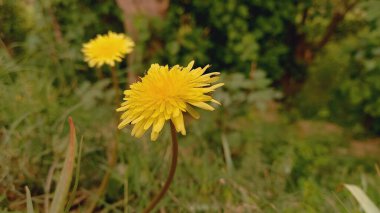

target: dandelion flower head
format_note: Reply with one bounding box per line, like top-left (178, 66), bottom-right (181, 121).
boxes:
top-left (117, 61), bottom-right (224, 141)
top-left (82, 31), bottom-right (134, 68)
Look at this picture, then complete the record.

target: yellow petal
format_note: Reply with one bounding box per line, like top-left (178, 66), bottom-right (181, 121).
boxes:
top-left (171, 113), bottom-right (186, 135)
top-left (173, 108), bottom-right (180, 117)
top-left (135, 125), bottom-right (146, 138)
top-left (185, 60), bottom-right (195, 71)
top-left (143, 118), bottom-right (155, 130)
top-left (186, 104), bottom-right (200, 119)
top-left (153, 117), bottom-right (165, 133)
top-left (211, 99), bottom-right (221, 105)
top-left (151, 131), bottom-right (159, 141)
top-left (118, 118), bottom-right (130, 129)
top-left (189, 102), bottom-right (215, 111)
top-left (131, 115), bottom-right (144, 124)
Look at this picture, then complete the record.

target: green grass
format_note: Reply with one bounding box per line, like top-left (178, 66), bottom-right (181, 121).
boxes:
top-left (1, 34), bottom-right (380, 213)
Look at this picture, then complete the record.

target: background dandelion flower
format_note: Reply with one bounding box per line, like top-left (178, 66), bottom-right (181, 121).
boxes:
top-left (117, 61), bottom-right (224, 141)
top-left (82, 31), bottom-right (134, 68)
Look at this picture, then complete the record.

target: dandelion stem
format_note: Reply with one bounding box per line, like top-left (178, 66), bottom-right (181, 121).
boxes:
top-left (110, 66), bottom-right (121, 106)
top-left (143, 122), bottom-right (178, 213)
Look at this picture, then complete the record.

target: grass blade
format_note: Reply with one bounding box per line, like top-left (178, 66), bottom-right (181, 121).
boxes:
top-left (65, 136), bottom-right (84, 212)
top-left (49, 117), bottom-right (77, 213)
top-left (25, 186), bottom-right (34, 213)
top-left (221, 132), bottom-right (234, 173)
top-left (344, 184), bottom-right (380, 213)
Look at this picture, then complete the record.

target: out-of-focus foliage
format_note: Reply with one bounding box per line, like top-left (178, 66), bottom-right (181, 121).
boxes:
top-left (338, 31), bottom-right (380, 133)
top-left (0, 0), bottom-right (32, 54)
top-left (216, 70), bottom-right (282, 129)
top-left (152, 0), bottom-right (294, 80)
top-left (361, 0), bottom-right (380, 29)
top-left (220, 70), bottom-right (282, 110)
top-left (293, 0), bottom-right (380, 134)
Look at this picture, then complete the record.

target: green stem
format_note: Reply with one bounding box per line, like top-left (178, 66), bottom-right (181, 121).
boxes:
top-left (143, 122), bottom-right (179, 213)
top-left (110, 66), bottom-right (121, 106)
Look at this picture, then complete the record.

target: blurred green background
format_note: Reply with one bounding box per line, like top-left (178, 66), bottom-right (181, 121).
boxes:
top-left (1, 0), bottom-right (380, 212)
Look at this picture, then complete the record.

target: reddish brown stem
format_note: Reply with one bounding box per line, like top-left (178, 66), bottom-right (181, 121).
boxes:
top-left (143, 122), bottom-right (178, 213)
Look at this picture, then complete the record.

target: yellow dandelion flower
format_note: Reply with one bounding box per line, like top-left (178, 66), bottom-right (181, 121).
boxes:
top-left (82, 31), bottom-right (134, 68)
top-left (117, 61), bottom-right (224, 141)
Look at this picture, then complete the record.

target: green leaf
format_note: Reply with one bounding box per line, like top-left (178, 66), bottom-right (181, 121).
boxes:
top-left (49, 117), bottom-right (77, 213)
top-left (25, 186), bottom-right (34, 213)
top-left (65, 136), bottom-right (84, 213)
top-left (344, 184), bottom-right (380, 213)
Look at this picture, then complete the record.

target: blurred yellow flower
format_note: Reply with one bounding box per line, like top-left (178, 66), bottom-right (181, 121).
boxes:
top-left (82, 31), bottom-right (134, 68)
top-left (117, 61), bottom-right (224, 141)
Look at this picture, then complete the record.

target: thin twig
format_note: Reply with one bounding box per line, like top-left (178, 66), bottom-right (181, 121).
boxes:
top-left (143, 122), bottom-right (178, 213)
top-left (300, 7), bottom-right (309, 26)
top-left (316, 0), bottom-right (359, 49)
